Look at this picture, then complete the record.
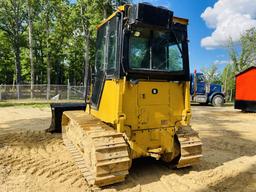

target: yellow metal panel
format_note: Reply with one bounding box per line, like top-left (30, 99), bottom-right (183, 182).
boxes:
top-left (138, 82), bottom-right (169, 106)
top-left (121, 81), bottom-right (186, 159)
top-left (181, 81), bottom-right (191, 125)
top-left (138, 106), bottom-right (170, 129)
top-left (169, 82), bottom-right (185, 125)
top-left (89, 79), bottom-right (190, 160)
top-left (173, 16), bottom-right (189, 25)
top-left (123, 81), bottom-right (186, 130)
top-left (90, 80), bottom-right (119, 124)
top-left (122, 82), bottom-right (138, 131)
top-left (128, 128), bottom-right (174, 159)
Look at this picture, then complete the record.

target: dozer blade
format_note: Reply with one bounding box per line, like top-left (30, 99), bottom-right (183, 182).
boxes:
top-left (61, 111), bottom-right (131, 187)
top-left (176, 126), bottom-right (203, 168)
top-left (47, 103), bottom-right (86, 133)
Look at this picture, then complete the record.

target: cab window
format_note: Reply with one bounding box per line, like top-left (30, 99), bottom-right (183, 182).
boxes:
top-left (106, 17), bottom-right (118, 74)
top-left (95, 24), bottom-right (106, 73)
top-left (196, 74), bottom-right (205, 82)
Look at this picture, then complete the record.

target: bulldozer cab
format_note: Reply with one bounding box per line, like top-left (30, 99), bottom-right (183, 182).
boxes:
top-left (91, 3), bottom-right (190, 109)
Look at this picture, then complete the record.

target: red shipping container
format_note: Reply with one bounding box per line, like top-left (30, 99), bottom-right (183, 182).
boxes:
top-left (235, 66), bottom-right (256, 112)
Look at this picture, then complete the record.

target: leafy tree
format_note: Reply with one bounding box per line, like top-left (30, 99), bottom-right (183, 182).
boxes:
top-left (27, 0), bottom-right (35, 97)
top-left (223, 27), bottom-right (256, 101)
top-left (0, 0), bottom-right (27, 87)
top-left (228, 28), bottom-right (256, 73)
top-left (221, 63), bottom-right (235, 101)
top-left (0, 32), bottom-right (15, 84)
top-left (0, 0), bottom-right (129, 97)
top-left (201, 64), bottom-right (222, 84)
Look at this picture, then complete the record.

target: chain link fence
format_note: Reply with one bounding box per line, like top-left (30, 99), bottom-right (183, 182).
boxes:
top-left (0, 84), bottom-right (86, 101)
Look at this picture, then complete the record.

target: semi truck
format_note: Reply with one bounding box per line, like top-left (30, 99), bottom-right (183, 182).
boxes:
top-left (190, 71), bottom-right (225, 106)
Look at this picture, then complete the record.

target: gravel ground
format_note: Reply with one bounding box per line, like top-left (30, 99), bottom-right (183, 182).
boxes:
top-left (0, 105), bottom-right (255, 192)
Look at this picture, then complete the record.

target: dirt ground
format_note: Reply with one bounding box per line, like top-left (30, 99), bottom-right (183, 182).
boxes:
top-left (0, 105), bottom-right (255, 192)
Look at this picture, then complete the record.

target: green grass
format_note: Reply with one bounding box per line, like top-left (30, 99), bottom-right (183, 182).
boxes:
top-left (0, 100), bottom-right (83, 108)
top-left (0, 102), bottom-right (50, 108)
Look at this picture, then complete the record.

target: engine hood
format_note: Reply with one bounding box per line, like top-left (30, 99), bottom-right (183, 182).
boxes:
top-left (210, 83), bottom-right (222, 93)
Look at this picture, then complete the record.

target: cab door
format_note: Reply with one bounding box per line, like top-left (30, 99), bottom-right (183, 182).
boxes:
top-left (91, 23), bottom-right (107, 108)
top-left (91, 16), bottom-right (120, 109)
top-left (196, 74), bottom-right (206, 95)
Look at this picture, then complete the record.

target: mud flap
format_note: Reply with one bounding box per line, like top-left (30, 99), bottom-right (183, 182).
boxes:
top-left (47, 103), bottom-right (86, 133)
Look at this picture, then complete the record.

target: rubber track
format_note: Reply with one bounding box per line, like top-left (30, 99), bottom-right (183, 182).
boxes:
top-left (62, 111), bottom-right (131, 187)
top-left (63, 134), bottom-right (95, 185)
top-left (176, 126), bottom-right (203, 168)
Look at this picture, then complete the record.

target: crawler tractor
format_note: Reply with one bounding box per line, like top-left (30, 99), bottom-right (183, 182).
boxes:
top-left (50, 3), bottom-right (202, 187)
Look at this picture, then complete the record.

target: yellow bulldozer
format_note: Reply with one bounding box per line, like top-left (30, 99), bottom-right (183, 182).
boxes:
top-left (49, 3), bottom-right (202, 187)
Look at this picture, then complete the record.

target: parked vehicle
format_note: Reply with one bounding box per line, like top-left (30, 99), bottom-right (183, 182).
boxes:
top-left (190, 71), bottom-right (225, 106)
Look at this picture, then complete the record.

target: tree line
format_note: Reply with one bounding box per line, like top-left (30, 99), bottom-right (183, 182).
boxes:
top-left (0, 0), bottom-right (129, 98)
top-left (201, 28), bottom-right (256, 101)
top-left (0, 1), bottom-right (255, 101)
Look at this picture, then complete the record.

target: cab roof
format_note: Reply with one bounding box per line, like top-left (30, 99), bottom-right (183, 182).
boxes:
top-left (97, 4), bottom-right (189, 29)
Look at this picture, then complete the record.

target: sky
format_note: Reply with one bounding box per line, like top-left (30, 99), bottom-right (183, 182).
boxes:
top-left (71, 0), bottom-right (256, 73)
